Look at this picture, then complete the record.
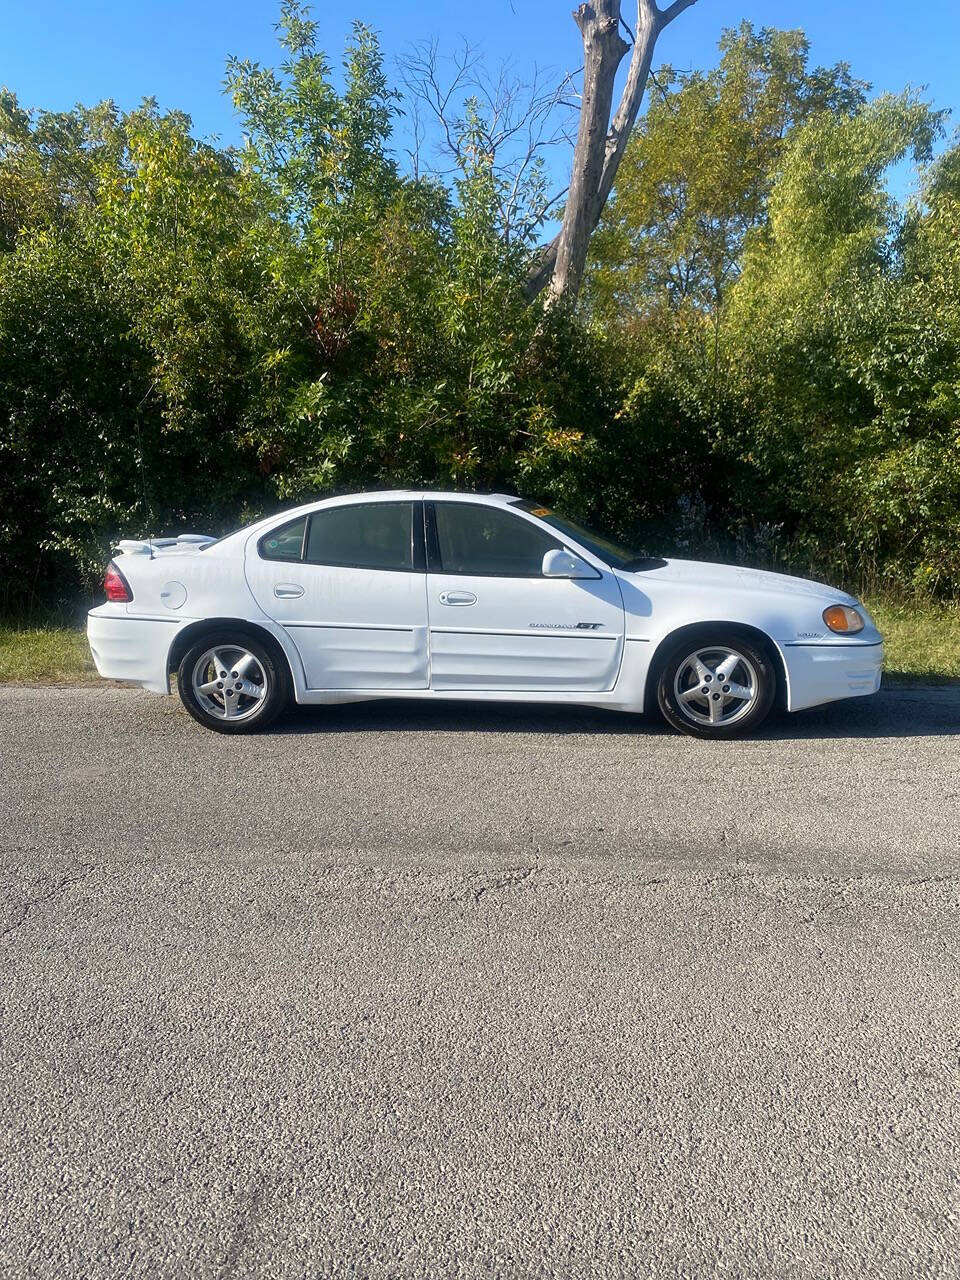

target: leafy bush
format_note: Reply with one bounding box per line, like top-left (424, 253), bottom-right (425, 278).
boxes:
top-left (2, 12), bottom-right (959, 611)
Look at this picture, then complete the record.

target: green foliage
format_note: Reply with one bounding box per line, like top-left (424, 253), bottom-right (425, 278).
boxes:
top-left (220, 7), bottom-right (613, 512)
top-left (0, 92), bottom-right (127, 250)
top-left (0, 98), bottom-right (272, 603)
top-left (587, 24), bottom-right (868, 318)
top-left (586, 26), bottom-right (960, 597)
top-left (736, 93), bottom-right (942, 310)
top-left (716, 95), bottom-right (957, 593)
top-left (1, 12), bottom-right (959, 610)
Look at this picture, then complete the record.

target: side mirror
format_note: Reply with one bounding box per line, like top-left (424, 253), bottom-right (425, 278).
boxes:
top-left (541, 548), bottom-right (599, 579)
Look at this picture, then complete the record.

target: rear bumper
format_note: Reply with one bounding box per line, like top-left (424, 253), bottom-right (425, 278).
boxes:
top-left (783, 641), bottom-right (885, 712)
top-left (87, 606), bottom-right (177, 693)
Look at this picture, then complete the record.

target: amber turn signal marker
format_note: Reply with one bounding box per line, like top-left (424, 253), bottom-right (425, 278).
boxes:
top-left (822, 604), bottom-right (864, 633)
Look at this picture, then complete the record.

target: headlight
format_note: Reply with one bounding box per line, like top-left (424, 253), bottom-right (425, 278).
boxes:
top-left (823, 604), bottom-right (865, 634)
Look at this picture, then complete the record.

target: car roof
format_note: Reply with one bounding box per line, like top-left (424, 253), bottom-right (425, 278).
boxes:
top-left (336, 490), bottom-right (521, 503)
top-left (291, 490), bottom-right (523, 508)
top-left (224, 490), bottom-right (525, 545)
top-left (215, 488), bottom-right (617, 574)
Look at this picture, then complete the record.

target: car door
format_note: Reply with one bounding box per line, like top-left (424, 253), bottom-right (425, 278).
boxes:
top-left (245, 500), bottom-right (429, 690)
top-left (425, 501), bottom-right (625, 691)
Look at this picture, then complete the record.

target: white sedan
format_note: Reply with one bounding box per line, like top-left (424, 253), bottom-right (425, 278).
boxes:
top-left (87, 491), bottom-right (884, 738)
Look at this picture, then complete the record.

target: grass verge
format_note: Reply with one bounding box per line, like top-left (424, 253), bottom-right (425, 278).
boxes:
top-left (863, 596), bottom-right (960, 684)
top-left (0, 597), bottom-right (956, 686)
top-left (0, 626), bottom-right (97, 684)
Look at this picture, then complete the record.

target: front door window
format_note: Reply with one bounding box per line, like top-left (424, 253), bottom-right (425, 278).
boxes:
top-left (432, 502), bottom-right (560, 576)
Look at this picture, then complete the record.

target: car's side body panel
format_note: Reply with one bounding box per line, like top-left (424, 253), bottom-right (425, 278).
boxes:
top-left (86, 489), bottom-right (885, 717)
top-left (426, 572), bottom-right (625, 692)
top-left (612, 567), bottom-right (884, 709)
top-left (420, 496), bottom-right (628, 693)
top-left (246, 556), bottom-right (430, 691)
top-left (87, 606), bottom-right (182, 694)
top-left (105, 544), bottom-right (260, 622)
top-left (87, 604), bottom-right (308, 697)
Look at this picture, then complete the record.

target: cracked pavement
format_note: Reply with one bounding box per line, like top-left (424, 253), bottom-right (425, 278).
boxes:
top-left (1, 683), bottom-right (959, 1278)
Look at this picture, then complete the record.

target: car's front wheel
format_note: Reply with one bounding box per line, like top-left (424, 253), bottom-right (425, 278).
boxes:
top-left (177, 632), bottom-right (288, 733)
top-left (657, 634), bottom-right (776, 739)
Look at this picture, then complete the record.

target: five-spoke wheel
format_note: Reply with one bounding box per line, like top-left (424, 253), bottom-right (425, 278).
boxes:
top-left (191, 644), bottom-right (269, 723)
top-left (177, 632), bottom-right (288, 733)
top-left (657, 634), bottom-right (776, 738)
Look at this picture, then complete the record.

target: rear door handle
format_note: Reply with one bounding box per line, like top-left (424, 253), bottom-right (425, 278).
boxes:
top-left (274, 583), bottom-right (304, 599)
top-left (438, 590), bottom-right (477, 606)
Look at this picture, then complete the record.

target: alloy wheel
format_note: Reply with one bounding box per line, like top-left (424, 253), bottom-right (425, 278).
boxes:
top-left (191, 645), bottom-right (268, 722)
top-left (672, 646), bottom-right (760, 728)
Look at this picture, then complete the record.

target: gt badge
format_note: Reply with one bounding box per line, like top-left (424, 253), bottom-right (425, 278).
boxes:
top-left (529, 621), bottom-right (604, 630)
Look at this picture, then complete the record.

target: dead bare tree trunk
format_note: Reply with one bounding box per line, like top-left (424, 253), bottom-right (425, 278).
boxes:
top-left (529, 0), bottom-right (698, 306)
top-left (547, 2), bottom-right (629, 305)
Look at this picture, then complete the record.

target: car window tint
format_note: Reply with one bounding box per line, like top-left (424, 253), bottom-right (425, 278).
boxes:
top-left (434, 503), bottom-right (560, 576)
top-left (306, 502), bottom-right (414, 572)
top-left (259, 517), bottom-right (306, 561)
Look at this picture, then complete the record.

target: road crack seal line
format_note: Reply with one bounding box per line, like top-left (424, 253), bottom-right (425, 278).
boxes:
top-left (1, 864), bottom-right (92, 938)
top-left (470, 866), bottom-right (536, 905)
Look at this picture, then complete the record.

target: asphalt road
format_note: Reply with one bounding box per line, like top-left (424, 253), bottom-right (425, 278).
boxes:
top-left (1, 684), bottom-right (959, 1279)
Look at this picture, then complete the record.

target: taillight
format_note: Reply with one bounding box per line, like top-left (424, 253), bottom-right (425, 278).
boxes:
top-left (103, 560), bottom-right (133, 602)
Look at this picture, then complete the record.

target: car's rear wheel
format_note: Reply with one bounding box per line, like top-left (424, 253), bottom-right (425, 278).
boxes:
top-left (177, 632), bottom-right (288, 733)
top-left (657, 634), bottom-right (776, 739)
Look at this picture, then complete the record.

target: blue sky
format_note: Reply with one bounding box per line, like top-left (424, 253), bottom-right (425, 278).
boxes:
top-left (3, 0), bottom-right (958, 192)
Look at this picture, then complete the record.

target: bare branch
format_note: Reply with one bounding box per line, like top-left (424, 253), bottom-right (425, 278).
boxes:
top-left (659, 0), bottom-right (699, 26)
top-left (396, 37), bottom-right (482, 170)
top-left (398, 38), bottom-right (579, 245)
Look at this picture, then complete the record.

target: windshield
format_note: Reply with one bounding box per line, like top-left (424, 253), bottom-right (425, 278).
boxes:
top-left (510, 500), bottom-right (654, 570)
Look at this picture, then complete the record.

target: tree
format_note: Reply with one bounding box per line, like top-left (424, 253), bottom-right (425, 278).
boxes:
top-left (529, 0), bottom-right (699, 305)
top-left (396, 39), bottom-right (576, 249)
top-left (0, 92), bottom-right (128, 251)
top-left (586, 24), bottom-right (869, 320)
top-left (3, 6), bottom-right (960, 607)
top-left (716, 93), bottom-right (952, 588)
top-left (223, 5), bottom-right (610, 508)
top-left (397, 1), bottom-right (701, 307)
top-left (0, 99), bottom-right (276, 602)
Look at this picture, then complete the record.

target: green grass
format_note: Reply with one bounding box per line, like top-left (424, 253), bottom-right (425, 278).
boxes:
top-left (0, 597), bottom-right (957, 685)
top-left (0, 626), bottom-right (98, 684)
top-left (863, 596), bottom-right (960, 684)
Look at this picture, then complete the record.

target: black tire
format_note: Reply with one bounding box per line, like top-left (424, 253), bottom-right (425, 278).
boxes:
top-left (177, 631), bottom-right (289, 734)
top-left (656, 632), bottom-right (776, 740)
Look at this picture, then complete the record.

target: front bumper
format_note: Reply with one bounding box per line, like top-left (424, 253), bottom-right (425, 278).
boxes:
top-left (87, 606), bottom-right (178, 693)
top-left (782, 641), bottom-right (884, 712)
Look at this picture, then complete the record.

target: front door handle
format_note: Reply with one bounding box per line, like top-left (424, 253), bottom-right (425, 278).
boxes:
top-left (438, 590), bottom-right (477, 606)
top-left (274, 583), bottom-right (304, 599)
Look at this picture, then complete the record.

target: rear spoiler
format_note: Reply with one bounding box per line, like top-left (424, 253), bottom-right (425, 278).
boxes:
top-left (114, 534), bottom-right (216, 558)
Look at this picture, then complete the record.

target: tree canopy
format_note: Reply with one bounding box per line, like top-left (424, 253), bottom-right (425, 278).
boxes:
top-left (1, 8), bottom-right (958, 612)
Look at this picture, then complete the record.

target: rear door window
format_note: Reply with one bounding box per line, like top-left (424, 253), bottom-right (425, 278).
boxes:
top-left (305, 502), bottom-right (415, 572)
